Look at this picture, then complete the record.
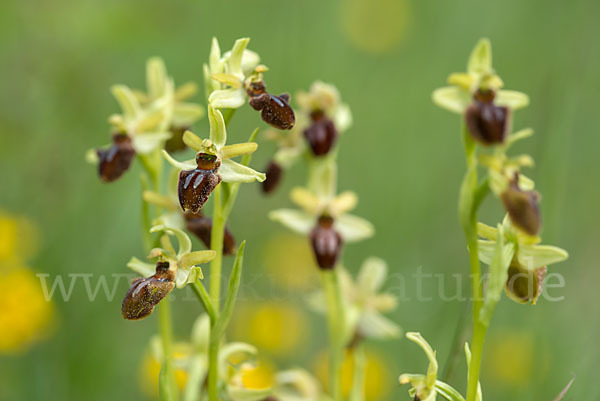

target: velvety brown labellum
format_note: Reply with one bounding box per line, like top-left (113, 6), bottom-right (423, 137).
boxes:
top-left (121, 262), bottom-right (175, 320)
top-left (249, 93), bottom-right (296, 130)
top-left (505, 262), bottom-right (547, 305)
top-left (309, 216), bottom-right (343, 270)
top-left (178, 153), bottom-right (222, 214)
top-left (165, 125), bottom-right (189, 153)
top-left (500, 179), bottom-right (541, 236)
top-left (261, 160), bottom-right (283, 194)
top-left (304, 110), bottom-right (338, 156)
top-left (464, 90), bottom-right (510, 145)
top-left (184, 211), bottom-right (236, 255)
top-left (97, 133), bottom-right (136, 182)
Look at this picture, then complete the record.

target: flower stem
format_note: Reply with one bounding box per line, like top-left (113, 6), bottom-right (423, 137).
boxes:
top-left (321, 269), bottom-right (346, 401)
top-left (158, 299), bottom-right (178, 400)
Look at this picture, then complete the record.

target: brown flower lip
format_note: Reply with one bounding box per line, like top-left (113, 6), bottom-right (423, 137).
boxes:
top-left (500, 175), bottom-right (541, 236)
top-left (97, 132), bottom-right (136, 182)
top-left (184, 211), bottom-right (236, 255)
top-left (121, 261), bottom-right (175, 320)
top-left (505, 261), bottom-right (547, 304)
top-left (464, 89), bottom-right (510, 145)
top-left (178, 153), bottom-right (222, 214)
top-left (247, 80), bottom-right (295, 130)
top-left (261, 160), bottom-right (283, 195)
top-left (309, 215), bottom-right (343, 270)
top-left (304, 110), bottom-right (338, 156)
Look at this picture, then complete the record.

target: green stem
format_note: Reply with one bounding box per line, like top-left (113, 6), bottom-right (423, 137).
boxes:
top-left (158, 300), bottom-right (178, 400)
top-left (321, 269), bottom-right (346, 401)
top-left (208, 336), bottom-right (220, 401)
top-left (349, 343), bottom-right (366, 401)
top-left (209, 185), bottom-right (225, 309)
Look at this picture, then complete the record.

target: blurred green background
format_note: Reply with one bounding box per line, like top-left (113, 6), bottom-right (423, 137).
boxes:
top-left (1, 0), bottom-right (599, 400)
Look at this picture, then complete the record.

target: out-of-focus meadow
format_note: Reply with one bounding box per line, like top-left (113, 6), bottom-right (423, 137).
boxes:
top-left (1, 0), bottom-right (599, 400)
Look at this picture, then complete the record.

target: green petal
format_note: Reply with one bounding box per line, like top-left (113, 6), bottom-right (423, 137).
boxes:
top-left (111, 84), bottom-right (141, 120)
top-left (517, 244), bottom-right (569, 269)
top-left (182, 130), bottom-right (204, 152)
top-left (208, 105), bottom-right (227, 148)
top-left (289, 187), bottom-right (321, 214)
top-left (496, 90), bottom-right (530, 110)
top-left (432, 86), bottom-right (471, 114)
top-left (219, 159), bottom-right (265, 183)
top-left (150, 225), bottom-right (192, 258)
top-left (146, 57), bottom-right (167, 99)
top-left (269, 209), bottom-right (314, 235)
top-left (174, 81), bottom-right (198, 102)
top-left (357, 257), bottom-right (387, 292)
top-left (335, 214), bottom-right (374, 242)
top-left (220, 142), bottom-right (259, 159)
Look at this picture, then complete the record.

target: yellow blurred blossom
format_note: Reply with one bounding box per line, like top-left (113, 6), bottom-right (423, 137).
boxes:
top-left (140, 345), bottom-right (190, 398)
top-left (0, 266), bottom-right (55, 353)
top-left (231, 301), bottom-right (308, 356)
top-left (263, 233), bottom-right (318, 291)
top-left (484, 329), bottom-right (534, 387)
top-left (0, 210), bottom-right (38, 265)
top-left (340, 0), bottom-right (411, 54)
top-left (314, 348), bottom-right (391, 401)
top-left (239, 359), bottom-right (276, 390)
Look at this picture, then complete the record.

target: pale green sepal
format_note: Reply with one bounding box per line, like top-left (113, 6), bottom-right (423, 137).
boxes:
top-left (133, 132), bottom-right (172, 154)
top-left (228, 37), bottom-right (250, 77)
top-left (173, 103), bottom-right (205, 126)
top-left (111, 84), bottom-right (141, 120)
top-left (359, 312), bottom-right (402, 339)
top-left (432, 86), bottom-right (470, 114)
top-left (477, 222), bottom-right (498, 241)
top-left (147, 57), bottom-right (167, 99)
top-left (479, 226), bottom-right (515, 326)
top-left (330, 191), bottom-right (358, 217)
top-left (335, 214), bottom-right (374, 242)
top-left (516, 244), bottom-right (569, 270)
top-left (496, 90), bottom-right (529, 110)
top-left (290, 187), bottom-right (321, 214)
top-left (150, 225), bottom-right (192, 257)
top-left (143, 191), bottom-right (177, 211)
top-left (175, 265), bottom-right (204, 289)
top-left (357, 257), bottom-right (387, 292)
top-left (434, 381), bottom-right (466, 401)
top-left (219, 159), bottom-right (265, 183)
top-left (209, 37), bottom-right (222, 73)
top-left (209, 88), bottom-right (246, 109)
top-left (127, 256), bottom-right (156, 277)
top-left (162, 150), bottom-right (195, 171)
top-left (269, 209), bottom-right (314, 235)
top-left (208, 105), bottom-right (227, 148)
top-left (85, 148), bottom-right (99, 164)
top-left (180, 250), bottom-right (217, 270)
top-left (467, 38), bottom-right (492, 75)
top-left (174, 81), bottom-right (198, 101)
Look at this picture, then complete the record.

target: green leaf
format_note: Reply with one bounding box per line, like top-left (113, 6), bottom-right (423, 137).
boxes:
top-left (467, 38), bottom-right (492, 74)
top-left (269, 209), bottom-right (314, 235)
top-left (213, 241), bottom-right (246, 338)
top-left (479, 226), bottom-right (515, 326)
top-left (335, 214), bottom-right (375, 243)
top-left (208, 105), bottom-right (227, 148)
top-left (464, 344), bottom-right (483, 401)
top-left (432, 86), bottom-right (471, 114)
top-left (191, 282), bottom-right (217, 324)
top-left (219, 159), bottom-right (265, 183)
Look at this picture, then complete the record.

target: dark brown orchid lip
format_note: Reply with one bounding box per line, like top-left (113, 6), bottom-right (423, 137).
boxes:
top-left (505, 261), bottom-right (547, 304)
top-left (501, 175), bottom-right (541, 236)
top-left (183, 211), bottom-right (236, 255)
top-left (178, 153), bottom-right (222, 214)
top-left (121, 261), bottom-right (175, 320)
top-left (309, 215), bottom-right (343, 270)
top-left (247, 80), bottom-right (295, 130)
top-left (97, 132), bottom-right (136, 182)
top-left (465, 89), bottom-right (510, 145)
top-left (304, 110), bottom-right (338, 157)
top-left (261, 160), bottom-right (283, 195)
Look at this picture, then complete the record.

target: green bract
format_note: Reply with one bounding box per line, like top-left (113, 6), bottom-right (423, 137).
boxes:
top-left (162, 105), bottom-right (265, 183)
top-left (432, 38), bottom-right (529, 114)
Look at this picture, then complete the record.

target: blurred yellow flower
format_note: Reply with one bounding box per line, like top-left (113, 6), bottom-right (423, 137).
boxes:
top-left (314, 348), bottom-right (391, 401)
top-left (231, 301), bottom-right (308, 356)
top-left (0, 266), bottom-right (55, 353)
top-left (263, 233), bottom-right (318, 291)
top-left (340, 0), bottom-right (411, 54)
top-left (0, 210), bottom-right (38, 265)
top-left (485, 329), bottom-right (534, 387)
top-left (140, 346), bottom-right (190, 398)
top-left (239, 359), bottom-right (276, 390)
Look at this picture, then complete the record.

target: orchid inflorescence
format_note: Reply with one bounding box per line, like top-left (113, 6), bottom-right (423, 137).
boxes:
top-left (88, 35), bottom-right (572, 401)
